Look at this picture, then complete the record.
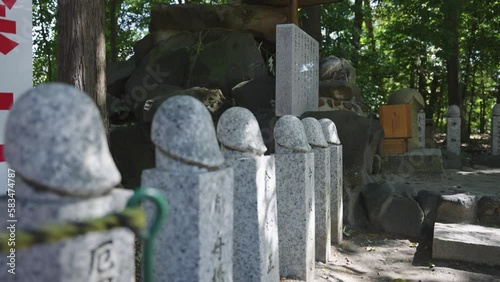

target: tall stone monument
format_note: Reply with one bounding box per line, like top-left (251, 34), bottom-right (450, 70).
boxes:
top-left (302, 117), bottom-right (331, 263)
top-left (319, 118), bottom-right (343, 245)
top-left (0, 83), bottom-right (135, 282)
top-left (142, 95), bottom-right (234, 282)
top-left (276, 24), bottom-right (319, 117)
top-left (216, 107), bottom-right (280, 282)
top-left (446, 105), bottom-right (461, 156)
top-left (492, 104), bottom-right (500, 156)
top-left (274, 115), bottom-right (315, 282)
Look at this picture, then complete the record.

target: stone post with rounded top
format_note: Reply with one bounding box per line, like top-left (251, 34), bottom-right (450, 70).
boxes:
top-left (446, 105), bottom-right (461, 156)
top-left (302, 117), bottom-right (331, 263)
top-left (492, 104), bottom-right (500, 156)
top-left (273, 115), bottom-right (315, 282)
top-left (216, 107), bottom-right (279, 282)
top-left (0, 83), bottom-right (135, 282)
top-left (319, 118), bottom-right (343, 245)
top-left (141, 95), bottom-right (234, 282)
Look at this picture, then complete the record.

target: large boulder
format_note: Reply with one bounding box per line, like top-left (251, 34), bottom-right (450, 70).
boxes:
top-left (319, 80), bottom-right (354, 101)
top-left (416, 190), bottom-right (442, 239)
top-left (106, 60), bottom-right (135, 98)
top-left (231, 75), bottom-right (275, 112)
top-left (437, 193), bottom-right (478, 224)
top-left (187, 31), bottom-right (268, 98)
top-left (319, 56), bottom-right (356, 84)
top-left (133, 30), bottom-right (183, 66)
top-left (477, 196), bottom-right (500, 226)
top-left (361, 182), bottom-right (424, 238)
top-left (142, 87), bottom-right (232, 124)
top-left (149, 4), bottom-right (289, 42)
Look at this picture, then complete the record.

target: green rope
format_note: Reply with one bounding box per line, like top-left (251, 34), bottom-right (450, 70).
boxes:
top-left (0, 206), bottom-right (146, 253)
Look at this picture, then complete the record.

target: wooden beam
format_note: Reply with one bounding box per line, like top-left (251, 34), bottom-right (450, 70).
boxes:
top-left (243, 0), bottom-right (343, 7)
top-left (290, 0), bottom-right (299, 25)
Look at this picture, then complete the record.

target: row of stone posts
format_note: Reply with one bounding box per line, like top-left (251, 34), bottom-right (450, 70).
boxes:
top-left (446, 104), bottom-right (500, 156)
top-left (0, 84), bottom-right (343, 282)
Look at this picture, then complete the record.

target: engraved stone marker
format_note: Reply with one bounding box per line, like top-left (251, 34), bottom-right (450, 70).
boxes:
top-left (276, 24), bottom-right (319, 117)
top-left (302, 117), bottom-right (331, 263)
top-left (319, 118), bottom-right (343, 245)
top-left (418, 111), bottom-right (426, 148)
top-left (141, 95), bottom-right (233, 282)
top-left (0, 83), bottom-right (135, 282)
top-left (446, 105), bottom-right (461, 156)
top-left (274, 115), bottom-right (315, 282)
top-left (492, 104), bottom-right (500, 156)
top-left (217, 107), bottom-right (280, 282)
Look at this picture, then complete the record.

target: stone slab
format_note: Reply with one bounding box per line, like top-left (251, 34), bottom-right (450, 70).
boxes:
top-left (447, 117), bottom-right (461, 156)
top-left (141, 168), bottom-right (234, 282)
top-left (276, 24), bottom-right (319, 117)
top-left (275, 152), bottom-right (315, 282)
top-left (433, 223), bottom-right (500, 266)
top-left (329, 145), bottom-right (343, 244)
top-left (383, 148), bottom-right (444, 175)
top-left (492, 115), bottom-right (500, 156)
top-left (226, 156), bottom-right (280, 282)
top-left (0, 184), bottom-right (135, 282)
top-left (311, 147), bottom-right (331, 262)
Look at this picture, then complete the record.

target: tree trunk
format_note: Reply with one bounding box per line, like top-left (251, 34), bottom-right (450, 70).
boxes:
top-left (418, 55), bottom-right (427, 104)
top-left (363, 0), bottom-right (375, 53)
top-left (443, 0), bottom-right (462, 107)
top-left (109, 0), bottom-right (119, 62)
top-left (57, 0), bottom-right (108, 133)
top-left (352, 0), bottom-right (363, 68)
top-left (466, 66), bottom-right (476, 137)
top-left (301, 6), bottom-right (322, 47)
top-left (427, 75), bottom-right (440, 120)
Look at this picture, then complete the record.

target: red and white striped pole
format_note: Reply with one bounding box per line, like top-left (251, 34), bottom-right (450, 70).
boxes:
top-left (0, 0), bottom-right (32, 194)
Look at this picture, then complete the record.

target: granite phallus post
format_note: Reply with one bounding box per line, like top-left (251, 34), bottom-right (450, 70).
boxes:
top-left (141, 95), bottom-right (234, 282)
top-left (217, 107), bottom-right (280, 282)
top-left (273, 115), bottom-right (315, 282)
top-left (301, 117), bottom-right (331, 263)
top-left (0, 83), bottom-right (135, 282)
top-left (319, 118), bottom-right (343, 245)
top-left (446, 105), bottom-right (461, 156)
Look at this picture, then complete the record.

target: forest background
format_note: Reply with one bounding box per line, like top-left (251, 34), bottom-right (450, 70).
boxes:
top-left (32, 0), bottom-right (500, 137)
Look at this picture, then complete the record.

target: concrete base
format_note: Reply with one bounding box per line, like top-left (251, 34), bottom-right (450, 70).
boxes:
top-left (433, 223), bottom-right (500, 266)
top-left (383, 148), bottom-right (444, 175)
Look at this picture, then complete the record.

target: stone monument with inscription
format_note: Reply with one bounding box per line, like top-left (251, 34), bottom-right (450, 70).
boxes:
top-left (319, 118), bottom-right (343, 245)
top-left (274, 115), bottom-right (315, 282)
top-left (0, 83), bottom-right (135, 282)
top-left (141, 96), bottom-right (233, 282)
top-left (276, 24), bottom-right (319, 117)
top-left (216, 107), bottom-right (280, 282)
top-left (418, 111), bottom-right (426, 148)
top-left (492, 104), bottom-right (500, 156)
top-left (302, 117), bottom-right (331, 263)
top-left (446, 105), bottom-right (461, 156)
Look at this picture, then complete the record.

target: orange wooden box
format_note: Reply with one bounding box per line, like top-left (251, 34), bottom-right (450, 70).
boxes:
top-left (383, 138), bottom-right (408, 155)
top-left (379, 104), bottom-right (412, 138)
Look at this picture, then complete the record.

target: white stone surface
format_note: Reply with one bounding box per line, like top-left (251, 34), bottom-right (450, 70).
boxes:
top-left (274, 152), bottom-right (315, 282)
top-left (447, 116), bottom-right (461, 156)
top-left (433, 223), bottom-right (500, 266)
top-left (0, 181), bottom-right (135, 282)
top-left (276, 24), bottom-right (319, 117)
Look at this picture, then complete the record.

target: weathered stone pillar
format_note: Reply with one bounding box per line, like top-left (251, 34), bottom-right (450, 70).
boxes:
top-left (319, 118), bottom-right (343, 245)
top-left (446, 105), bottom-right (461, 156)
top-left (0, 83), bottom-right (135, 282)
top-left (302, 117), bottom-right (331, 263)
top-left (274, 115), bottom-right (315, 282)
top-left (217, 107), bottom-right (279, 282)
top-left (142, 96), bottom-right (233, 282)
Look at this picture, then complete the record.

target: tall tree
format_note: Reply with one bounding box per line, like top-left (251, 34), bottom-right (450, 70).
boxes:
top-left (56, 0), bottom-right (108, 132)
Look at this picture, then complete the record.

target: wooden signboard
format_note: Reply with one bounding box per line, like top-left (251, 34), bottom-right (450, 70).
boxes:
top-left (379, 104), bottom-right (412, 139)
top-left (383, 138), bottom-right (408, 155)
